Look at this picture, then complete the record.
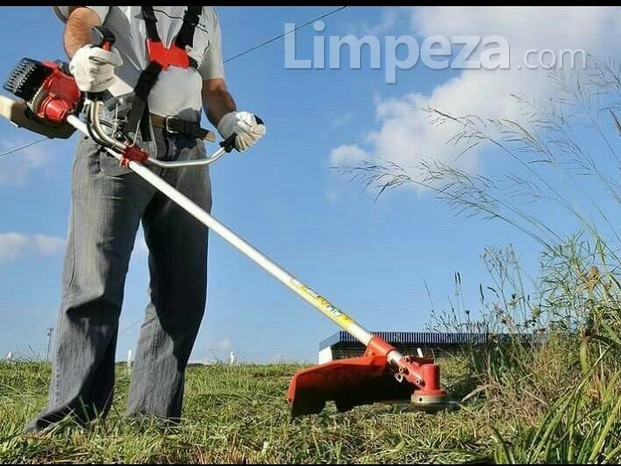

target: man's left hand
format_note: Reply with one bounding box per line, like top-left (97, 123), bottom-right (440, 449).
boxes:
top-left (217, 111), bottom-right (266, 152)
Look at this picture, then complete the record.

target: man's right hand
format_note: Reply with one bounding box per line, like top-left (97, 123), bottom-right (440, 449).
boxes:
top-left (69, 44), bottom-right (123, 93)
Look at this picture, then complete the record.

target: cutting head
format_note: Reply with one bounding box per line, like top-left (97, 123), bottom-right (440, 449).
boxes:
top-left (287, 354), bottom-right (451, 417)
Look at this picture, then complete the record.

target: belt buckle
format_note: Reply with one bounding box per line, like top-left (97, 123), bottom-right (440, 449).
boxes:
top-left (164, 116), bottom-right (182, 135)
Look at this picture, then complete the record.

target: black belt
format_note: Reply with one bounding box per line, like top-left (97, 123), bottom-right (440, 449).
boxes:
top-left (150, 114), bottom-right (216, 142)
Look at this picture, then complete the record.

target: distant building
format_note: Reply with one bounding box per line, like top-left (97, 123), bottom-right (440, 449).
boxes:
top-left (318, 331), bottom-right (546, 363)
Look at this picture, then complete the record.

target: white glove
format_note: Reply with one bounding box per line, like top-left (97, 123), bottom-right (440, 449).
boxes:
top-left (69, 44), bottom-right (123, 93)
top-left (217, 111), bottom-right (266, 152)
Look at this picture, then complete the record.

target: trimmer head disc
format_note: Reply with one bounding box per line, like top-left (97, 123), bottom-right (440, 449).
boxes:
top-left (410, 393), bottom-right (455, 413)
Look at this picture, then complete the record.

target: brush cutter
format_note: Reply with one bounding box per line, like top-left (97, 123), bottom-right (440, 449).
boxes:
top-left (0, 27), bottom-right (452, 417)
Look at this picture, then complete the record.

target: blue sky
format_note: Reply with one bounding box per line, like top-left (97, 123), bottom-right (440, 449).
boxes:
top-left (1, 6), bottom-right (620, 364)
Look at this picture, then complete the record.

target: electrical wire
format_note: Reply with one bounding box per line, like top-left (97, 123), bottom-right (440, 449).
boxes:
top-left (224, 6), bottom-right (348, 63)
top-left (118, 6), bottom-right (350, 338)
top-left (0, 6), bottom-right (349, 164)
top-left (0, 6), bottom-right (350, 338)
top-left (0, 136), bottom-right (48, 160)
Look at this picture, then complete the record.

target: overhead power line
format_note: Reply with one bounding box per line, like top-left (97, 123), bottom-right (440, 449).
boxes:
top-left (2, 6), bottom-right (353, 340)
top-left (0, 136), bottom-right (48, 160)
top-left (0, 6), bottom-right (349, 163)
top-left (0, 6), bottom-right (351, 338)
top-left (122, 5), bottom-right (349, 337)
top-left (225, 6), bottom-right (348, 63)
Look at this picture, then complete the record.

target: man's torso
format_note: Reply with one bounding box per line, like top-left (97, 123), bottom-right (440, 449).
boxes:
top-left (89, 6), bottom-right (224, 120)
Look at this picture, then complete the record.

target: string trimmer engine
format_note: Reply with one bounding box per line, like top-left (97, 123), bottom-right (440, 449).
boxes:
top-left (0, 58), bottom-right (80, 139)
top-left (4, 58), bottom-right (81, 125)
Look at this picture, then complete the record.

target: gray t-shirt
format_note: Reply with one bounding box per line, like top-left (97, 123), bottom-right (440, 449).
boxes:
top-left (57, 6), bottom-right (225, 119)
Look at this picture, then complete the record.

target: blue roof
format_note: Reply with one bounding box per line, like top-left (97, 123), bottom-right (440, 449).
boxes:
top-left (319, 331), bottom-right (545, 350)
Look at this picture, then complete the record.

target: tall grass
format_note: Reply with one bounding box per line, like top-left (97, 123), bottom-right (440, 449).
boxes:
top-left (338, 59), bottom-right (621, 463)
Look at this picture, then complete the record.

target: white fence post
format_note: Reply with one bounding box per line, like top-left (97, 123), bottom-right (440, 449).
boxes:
top-left (127, 350), bottom-right (133, 374)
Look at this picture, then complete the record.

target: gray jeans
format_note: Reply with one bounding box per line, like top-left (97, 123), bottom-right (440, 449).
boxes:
top-left (26, 127), bottom-right (212, 430)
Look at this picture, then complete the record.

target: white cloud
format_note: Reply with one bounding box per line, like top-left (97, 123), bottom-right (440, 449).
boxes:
top-left (0, 232), bottom-right (65, 263)
top-left (330, 7), bottom-right (621, 190)
top-left (410, 7), bottom-right (618, 52)
top-left (330, 143), bottom-right (370, 166)
top-left (32, 235), bottom-right (66, 255)
top-left (331, 112), bottom-right (354, 128)
top-left (360, 7), bottom-right (400, 35)
top-left (0, 233), bottom-right (29, 263)
top-left (346, 6), bottom-right (407, 36)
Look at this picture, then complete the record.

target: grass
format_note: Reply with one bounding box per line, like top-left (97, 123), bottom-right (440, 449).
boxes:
top-left (3, 277), bottom-right (621, 465)
top-left (4, 333), bottom-right (619, 464)
top-left (0, 358), bottom-right (502, 464)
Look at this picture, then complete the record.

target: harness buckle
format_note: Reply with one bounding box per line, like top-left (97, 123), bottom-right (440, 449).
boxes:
top-left (183, 10), bottom-right (200, 27)
top-left (146, 39), bottom-right (190, 70)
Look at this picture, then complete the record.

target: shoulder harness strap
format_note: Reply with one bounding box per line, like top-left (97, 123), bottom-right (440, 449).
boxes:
top-left (125, 6), bottom-right (203, 141)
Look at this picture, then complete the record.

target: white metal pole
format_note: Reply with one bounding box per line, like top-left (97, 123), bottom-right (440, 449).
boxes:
top-left (68, 115), bottom-right (378, 349)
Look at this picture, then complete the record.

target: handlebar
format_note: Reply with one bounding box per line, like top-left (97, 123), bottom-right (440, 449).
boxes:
top-left (81, 26), bottom-right (262, 168)
top-left (86, 98), bottom-right (231, 168)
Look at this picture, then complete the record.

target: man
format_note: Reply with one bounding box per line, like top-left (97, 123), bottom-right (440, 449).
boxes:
top-left (26, 6), bottom-right (265, 431)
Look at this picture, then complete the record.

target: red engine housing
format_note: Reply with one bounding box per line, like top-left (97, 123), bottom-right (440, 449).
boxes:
top-left (30, 61), bottom-right (81, 124)
top-left (4, 57), bottom-right (82, 126)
